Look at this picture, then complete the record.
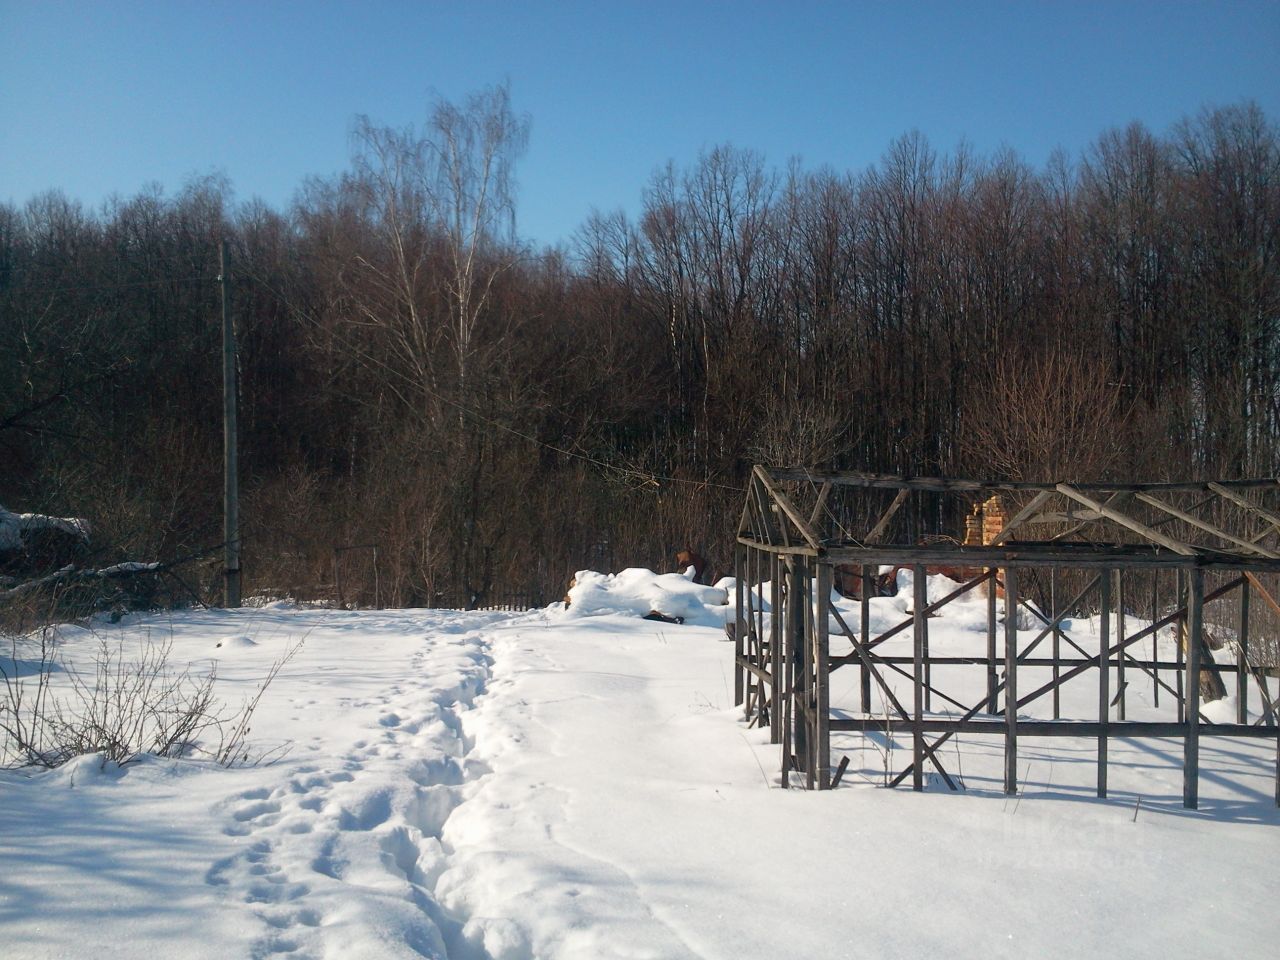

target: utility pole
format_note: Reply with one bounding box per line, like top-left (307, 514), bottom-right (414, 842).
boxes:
top-left (220, 239), bottom-right (241, 606)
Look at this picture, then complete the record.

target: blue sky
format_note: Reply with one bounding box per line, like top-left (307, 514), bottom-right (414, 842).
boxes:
top-left (2, 0), bottom-right (1277, 248)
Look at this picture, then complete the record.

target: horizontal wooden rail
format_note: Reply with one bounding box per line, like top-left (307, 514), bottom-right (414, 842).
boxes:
top-left (830, 718), bottom-right (1278, 738)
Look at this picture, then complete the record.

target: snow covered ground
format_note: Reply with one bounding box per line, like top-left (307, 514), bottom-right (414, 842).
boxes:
top-left (2, 570), bottom-right (1276, 959)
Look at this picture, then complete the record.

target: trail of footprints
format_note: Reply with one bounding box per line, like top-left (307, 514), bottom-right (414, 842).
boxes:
top-left (204, 627), bottom-right (498, 959)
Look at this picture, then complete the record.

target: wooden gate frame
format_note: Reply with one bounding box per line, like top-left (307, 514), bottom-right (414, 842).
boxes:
top-left (733, 467), bottom-right (1280, 807)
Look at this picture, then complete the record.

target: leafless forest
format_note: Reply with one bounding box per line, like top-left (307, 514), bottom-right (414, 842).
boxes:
top-left (2, 90), bottom-right (1277, 607)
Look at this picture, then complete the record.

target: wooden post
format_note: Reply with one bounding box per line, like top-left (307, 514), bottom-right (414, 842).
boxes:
top-left (1151, 573), bottom-right (1160, 709)
top-left (770, 555), bottom-right (783, 745)
top-left (860, 565), bottom-right (872, 713)
top-left (1004, 567), bottom-right (1019, 796)
top-left (803, 565), bottom-right (816, 790)
top-left (913, 564), bottom-right (926, 791)
top-left (754, 548), bottom-right (763, 657)
top-left (744, 546), bottom-right (756, 721)
top-left (734, 543), bottom-right (745, 707)
top-left (1238, 579), bottom-right (1249, 724)
top-left (789, 558), bottom-right (807, 775)
top-left (816, 562), bottom-right (831, 789)
top-left (1184, 566), bottom-right (1203, 810)
top-left (1051, 568), bottom-right (1061, 720)
top-left (220, 239), bottom-right (241, 608)
top-left (987, 575), bottom-right (998, 715)
top-left (1176, 568), bottom-right (1185, 723)
top-left (779, 556), bottom-right (792, 787)
top-left (1098, 570), bottom-right (1111, 798)
top-left (1116, 570), bottom-right (1126, 722)
top-left (923, 572), bottom-right (932, 713)
top-left (757, 548), bottom-right (766, 721)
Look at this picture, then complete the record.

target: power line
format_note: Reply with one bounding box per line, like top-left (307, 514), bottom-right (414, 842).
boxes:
top-left (2, 273), bottom-right (212, 295)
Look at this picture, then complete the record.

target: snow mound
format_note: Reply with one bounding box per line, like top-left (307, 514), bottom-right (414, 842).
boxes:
top-left (98, 561), bottom-right (160, 576)
top-left (51, 751), bottom-right (127, 784)
top-left (562, 568), bottom-right (730, 627)
top-left (215, 635), bottom-right (258, 650)
top-left (0, 506), bottom-right (91, 551)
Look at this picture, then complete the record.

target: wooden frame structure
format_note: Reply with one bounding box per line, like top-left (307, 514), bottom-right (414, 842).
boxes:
top-left (733, 467), bottom-right (1280, 808)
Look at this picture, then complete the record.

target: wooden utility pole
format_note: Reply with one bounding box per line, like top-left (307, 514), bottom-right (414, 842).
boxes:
top-left (220, 239), bottom-right (241, 607)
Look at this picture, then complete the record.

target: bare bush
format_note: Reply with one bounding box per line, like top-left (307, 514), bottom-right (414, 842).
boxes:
top-left (0, 625), bottom-right (300, 769)
top-left (962, 344), bottom-right (1129, 482)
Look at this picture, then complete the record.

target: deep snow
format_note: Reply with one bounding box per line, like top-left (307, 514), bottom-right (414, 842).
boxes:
top-left (1, 570), bottom-right (1276, 959)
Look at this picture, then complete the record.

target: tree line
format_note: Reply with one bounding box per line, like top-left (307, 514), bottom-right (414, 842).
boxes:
top-left (2, 89), bottom-right (1276, 607)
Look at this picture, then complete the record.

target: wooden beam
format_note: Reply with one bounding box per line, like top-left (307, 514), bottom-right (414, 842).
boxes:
top-left (1026, 509), bottom-right (1106, 524)
top-left (754, 466), bottom-right (824, 551)
top-left (1134, 491), bottom-right (1280, 558)
top-left (1245, 572), bottom-right (1280, 619)
top-left (1056, 484), bottom-right (1197, 556)
top-left (816, 562), bottom-right (831, 789)
top-left (1208, 481), bottom-right (1280, 533)
top-left (734, 544), bottom-right (745, 707)
top-left (831, 719), bottom-right (1279, 737)
top-left (986, 574), bottom-right (998, 714)
top-left (826, 601), bottom-right (911, 721)
top-left (913, 566), bottom-right (926, 792)
top-left (1046, 491), bottom-right (1133, 543)
top-left (866, 488), bottom-right (910, 544)
top-left (1098, 571), bottom-right (1111, 798)
top-left (1012, 576), bottom-right (1244, 713)
top-left (735, 656), bottom-right (775, 687)
top-left (989, 490), bottom-right (1053, 545)
top-left (748, 474), bottom-right (783, 547)
top-left (735, 537), bottom-right (820, 558)
top-left (861, 654), bottom-right (1221, 670)
top-left (829, 570), bottom-right (995, 668)
top-left (768, 467), bottom-right (1280, 495)
top-left (1185, 568), bottom-right (1203, 809)
top-left (816, 543), bottom-right (1224, 569)
top-left (1004, 568), bottom-right (1019, 796)
top-left (808, 480), bottom-right (833, 530)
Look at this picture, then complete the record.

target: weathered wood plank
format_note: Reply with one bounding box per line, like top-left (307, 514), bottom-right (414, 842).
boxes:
top-left (1208, 481), bottom-right (1280, 532)
top-left (738, 537), bottom-right (1280, 570)
top-left (866, 488), bottom-right (910, 544)
top-left (916, 568), bottom-right (926, 793)
top-left (754, 465), bottom-right (824, 551)
top-left (807, 480), bottom-right (833, 530)
top-left (1013, 576), bottom-right (1243, 714)
top-left (1117, 571), bottom-right (1127, 722)
top-left (734, 544), bottom-right (745, 707)
top-left (986, 576), bottom-right (998, 714)
top-left (766, 467), bottom-right (1280, 495)
top-left (830, 718), bottom-right (1278, 737)
top-left (1185, 568), bottom-right (1203, 809)
top-left (1239, 581), bottom-right (1250, 724)
top-left (989, 490), bottom-right (1054, 545)
top-left (828, 569), bottom-right (995, 669)
top-left (1098, 570), bottom-right (1111, 798)
top-left (816, 562), bottom-right (831, 789)
top-left (1056, 484), bottom-right (1196, 556)
top-left (734, 536), bottom-right (820, 557)
top-left (1134, 491), bottom-right (1280, 558)
top-left (860, 564), bottom-right (872, 712)
top-left (826, 601), bottom-right (911, 721)
top-left (1005, 568), bottom-right (1019, 797)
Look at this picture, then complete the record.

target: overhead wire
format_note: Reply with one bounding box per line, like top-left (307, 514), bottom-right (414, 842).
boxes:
top-left (6, 255), bottom-right (746, 495)
top-left (1, 273), bottom-right (213, 295)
